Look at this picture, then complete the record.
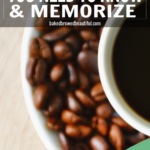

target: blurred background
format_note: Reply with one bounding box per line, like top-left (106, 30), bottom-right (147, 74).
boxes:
top-left (0, 28), bottom-right (46, 150)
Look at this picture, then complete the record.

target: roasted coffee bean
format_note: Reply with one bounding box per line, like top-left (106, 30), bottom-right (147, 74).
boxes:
top-left (35, 14), bottom-right (50, 32)
top-left (48, 94), bottom-right (63, 117)
top-left (33, 84), bottom-right (50, 109)
top-left (46, 117), bottom-right (65, 131)
top-left (112, 117), bottom-right (135, 133)
top-left (77, 50), bottom-right (98, 73)
top-left (91, 83), bottom-right (106, 102)
top-left (91, 116), bottom-right (98, 129)
top-left (82, 40), bottom-right (99, 52)
top-left (43, 110), bottom-right (50, 117)
top-left (89, 135), bottom-right (110, 150)
top-left (96, 102), bottom-right (114, 119)
top-left (50, 63), bottom-right (65, 82)
top-left (89, 40), bottom-right (99, 52)
top-left (57, 78), bottom-right (68, 91)
top-left (80, 29), bottom-right (97, 41)
top-left (97, 117), bottom-right (108, 136)
top-left (91, 116), bottom-right (108, 136)
top-left (126, 132), bottom-right (146, 145)
top-left (53, 41), bottom-right (72, 61)
top-left (89, 73), bottom-right (100, 84)
top-left (61, 110), bottom-right (81, 124)
top-left (36, 26), bottom-right (50, 33)
top-left (75, 90), bottom-right (95, 108)
top-left (35, 23), bottom-right (50, 32)
top-left (29, 38), bottom-right (52, 63)
top-left (26, 57), bottom-right (47, 86)
top-left (61, 110), bottom-right (87, 124)
top-left (67, 62), bottom-right (78, 86)
top-left (65, 124), bottom-right (92, 139)
top-left (82, 42), bottom-right (89, 50)
top-left (59, 132), bottom-right (73, 150)
top-left (67, 92), bottom-right (83, 113)
top-left (33, 59), bottom-right (47, 84)
top-left (109, 124), bottom-right (125, 150)
top-left (78, 70), bottom-right (89, 90)
top-left (65, 34), bottom-right (82, 54)
top-left (74, 142), bottom-right (90, 150)
top-left (43, 27), bottom-right (72, 42)
top-left (26, 57), bottom-right (37, 86)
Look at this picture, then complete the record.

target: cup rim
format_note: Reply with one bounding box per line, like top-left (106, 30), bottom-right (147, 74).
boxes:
top-left (98, 0), bottom-right (150, 136)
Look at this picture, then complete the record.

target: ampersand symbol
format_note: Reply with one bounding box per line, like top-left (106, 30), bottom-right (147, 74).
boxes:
top-left (10, 5), bottom-right (24, 18)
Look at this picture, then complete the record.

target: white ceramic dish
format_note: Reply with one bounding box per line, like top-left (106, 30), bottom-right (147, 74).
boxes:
top-left (98, 0), bottom-right (150, 136)
top-left (21, 1), bottom-right (150, 150)
top-left (21, 27), bottom-right (61, 150)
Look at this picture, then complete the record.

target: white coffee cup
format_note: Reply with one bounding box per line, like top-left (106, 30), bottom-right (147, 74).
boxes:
top-left (98, 0), bottom-right (150, 136)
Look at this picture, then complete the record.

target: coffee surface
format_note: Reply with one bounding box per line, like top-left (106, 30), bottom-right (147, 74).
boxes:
top-left (113, 22), bottom-right (150, 121)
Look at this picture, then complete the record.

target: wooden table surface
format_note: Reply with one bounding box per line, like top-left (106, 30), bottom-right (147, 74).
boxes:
top-left (0, 28), bottom-right (47, 150)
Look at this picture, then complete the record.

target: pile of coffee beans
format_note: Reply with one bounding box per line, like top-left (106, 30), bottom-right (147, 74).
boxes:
top-left (26, 15), bottom-right (148, 150)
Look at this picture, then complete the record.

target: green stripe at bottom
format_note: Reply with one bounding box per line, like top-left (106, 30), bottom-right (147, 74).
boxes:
top-left (127, 139), bottom-right (150, 150)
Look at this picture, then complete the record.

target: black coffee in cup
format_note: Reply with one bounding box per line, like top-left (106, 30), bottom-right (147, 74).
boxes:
top-left (112, 1), bottom-right (150, 122)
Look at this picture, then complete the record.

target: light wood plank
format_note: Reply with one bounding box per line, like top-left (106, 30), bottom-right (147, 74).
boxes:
top-left (0, 28), bottom-right (47, 150)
